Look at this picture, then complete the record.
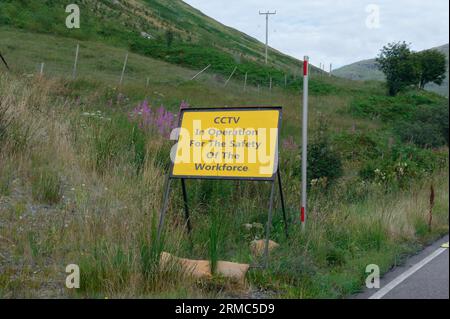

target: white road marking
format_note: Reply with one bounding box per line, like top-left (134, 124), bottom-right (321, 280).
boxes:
top-left (369, 247), bottom-right (448, 299)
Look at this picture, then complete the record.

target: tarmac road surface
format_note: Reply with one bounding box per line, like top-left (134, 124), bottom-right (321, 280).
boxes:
top-left (356, 235), bottom-right (449, 299)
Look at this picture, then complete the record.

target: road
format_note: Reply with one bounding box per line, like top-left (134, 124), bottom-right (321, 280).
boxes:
top-left (356, 235), bottom-right (449, 299)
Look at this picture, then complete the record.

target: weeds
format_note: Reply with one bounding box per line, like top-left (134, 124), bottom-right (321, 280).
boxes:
top-left (208, 213), bottom-right (220, 275)
top-left (0, 158), bottom-right (13, 196)
top-left (0, 63), bottom-right (448, 299)
top-left (31, 162), bottom-right (61, 204)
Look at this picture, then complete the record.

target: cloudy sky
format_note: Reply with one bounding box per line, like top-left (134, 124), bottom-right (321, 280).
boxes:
top-left (183, 0), bottom-right (449, 69)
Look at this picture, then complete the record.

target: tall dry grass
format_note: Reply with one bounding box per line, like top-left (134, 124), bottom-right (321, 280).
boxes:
top-left (0, 73), bottom-right (448, 298)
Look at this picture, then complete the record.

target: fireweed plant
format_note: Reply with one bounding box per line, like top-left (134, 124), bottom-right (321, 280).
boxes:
top-left (129, 100), bottom-right (190, 138)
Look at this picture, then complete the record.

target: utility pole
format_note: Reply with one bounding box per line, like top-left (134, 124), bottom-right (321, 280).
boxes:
top-left (259, 10), bottom-right (276, 64)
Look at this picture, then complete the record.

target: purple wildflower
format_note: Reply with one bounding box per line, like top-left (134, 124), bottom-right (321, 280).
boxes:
top-left (129, 100), bottom-right (177, 138)
top-left (179, 100), bottom-right (190, 110)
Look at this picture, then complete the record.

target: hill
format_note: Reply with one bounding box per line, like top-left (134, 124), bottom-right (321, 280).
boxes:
top-left (333, 44), bottom-right (449, 96)
top-left (332, 58), bottom-right (385, 82)
top-left (0, 0), bottom-right (318, 84)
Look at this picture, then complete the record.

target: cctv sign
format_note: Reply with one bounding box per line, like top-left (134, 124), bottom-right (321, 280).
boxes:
top-left (171, 107), bottom-right (282, 180)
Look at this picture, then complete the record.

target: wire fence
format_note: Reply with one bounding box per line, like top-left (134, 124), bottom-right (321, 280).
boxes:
top-left (1, 40), bottom-right (332, 98)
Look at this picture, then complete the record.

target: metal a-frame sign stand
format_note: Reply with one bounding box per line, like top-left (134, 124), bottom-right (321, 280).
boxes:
top-left (156, 106), bottom-right (289, 268)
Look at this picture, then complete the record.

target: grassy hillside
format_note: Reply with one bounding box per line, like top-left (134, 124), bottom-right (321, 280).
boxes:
top-left (332, 58), bottom-right (386, 82)
top-left (333, 44), bottom-right (449, 96)
top-left (0, 0), bottom-right (321, 87)
top-left (1, 25), bottom-right (448, 298)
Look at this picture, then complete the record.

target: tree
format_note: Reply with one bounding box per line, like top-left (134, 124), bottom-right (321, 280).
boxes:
top-left (376, 42), bottom-right (420, 96)
top-left (415, 49), bottom-right (447, 89)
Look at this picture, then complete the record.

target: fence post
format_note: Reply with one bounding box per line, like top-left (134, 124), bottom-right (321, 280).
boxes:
top-left (119, 52), bottom-right (128, 85)
top-left (243, 72), bottom-right (248, 91)
top-left (269, 77), bottom-right (272, 92)
top-left (224, 66), bottom-right (237, 87)
top-left (146, 77), bottom-right (150, 88)
top-left (190, 64), bottom-right (211, 80)
top-left (72, 43), bottom-right (79, 79)
top-left (40, 62), bottom-right (45, 75)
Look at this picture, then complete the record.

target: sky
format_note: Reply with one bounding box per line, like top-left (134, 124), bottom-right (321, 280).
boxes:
top-left (183, 0), bottom-right (449, 69)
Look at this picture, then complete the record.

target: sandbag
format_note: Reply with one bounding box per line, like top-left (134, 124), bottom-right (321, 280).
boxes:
top-left (250, 239), bottom-right (279, 257)
top-left (160, 252), bottom-right (249, 283)
top-left (216, 261), bottom-right (250, 284)
top-left (160, 252), bottom-right (212, 280)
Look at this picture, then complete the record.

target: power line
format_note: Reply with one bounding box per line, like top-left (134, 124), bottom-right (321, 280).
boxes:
top-left (259, 10), bottom-right (276, 65)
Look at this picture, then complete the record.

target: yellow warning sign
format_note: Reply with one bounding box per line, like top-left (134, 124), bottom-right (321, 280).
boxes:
top-left (171, 107), bottom-right (281, 180)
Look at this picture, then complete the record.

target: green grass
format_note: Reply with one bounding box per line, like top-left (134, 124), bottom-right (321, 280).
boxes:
top-left (31, 164), bottom-right (62, 204)
top-left (0, 0), bottom-right (325, 85)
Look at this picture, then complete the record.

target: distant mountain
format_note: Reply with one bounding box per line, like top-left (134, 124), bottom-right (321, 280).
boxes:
top-left (333, 44), bottom-right (449, 96)
top-left (332, 58), bottom-right (385, 82)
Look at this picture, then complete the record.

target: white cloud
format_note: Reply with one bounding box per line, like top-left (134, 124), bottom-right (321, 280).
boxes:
top-left (183, 0), bottom-right (449, 68)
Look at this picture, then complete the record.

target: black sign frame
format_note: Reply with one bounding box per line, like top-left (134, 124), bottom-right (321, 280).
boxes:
top-left (157, 106), bottom-right (289, 268)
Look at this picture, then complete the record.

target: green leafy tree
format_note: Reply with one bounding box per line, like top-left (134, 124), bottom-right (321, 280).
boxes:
top-left (415, 49), bottom-right (447, 89)
top-left (376, 42), bottom-right (420, 96)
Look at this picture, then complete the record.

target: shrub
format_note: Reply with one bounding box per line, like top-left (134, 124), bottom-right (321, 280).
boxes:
top-left (333, 132), bottom-right (381, 161)
top-left (358, 144), bottom-right (445, 188)
top-left (396, 121), bottom-right (446, 148)
top-left (395, 102), bottom-right (449, 148)
top-left (307, 140), bottom-right (343, 188)
top-left (350, 92), bottom-right (448, 149)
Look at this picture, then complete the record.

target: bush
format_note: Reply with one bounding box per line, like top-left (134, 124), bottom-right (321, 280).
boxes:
top-left (358, 144), bottom-right (445, 188)
top-left (307, 140), bottom-right (343, 187)
top-left (396, 103), bottom-right (449, 148)
top-left (333, 132), bottom-right (381, 161)
top-left (350, 92), bottom-right (448, 149)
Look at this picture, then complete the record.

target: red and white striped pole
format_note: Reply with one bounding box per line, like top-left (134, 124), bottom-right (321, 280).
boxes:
top-left (301, 56), bottom-right (309, 230)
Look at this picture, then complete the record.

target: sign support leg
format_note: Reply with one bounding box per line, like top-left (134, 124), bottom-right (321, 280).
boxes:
top-left (264, 181), bottom-right (276, 269)
top-left (157, 175), bottom-right (172, 242)
top-left (277, 169), bottom-right (289, 239)
top-left (181, 178), bottom-right (192, 233)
